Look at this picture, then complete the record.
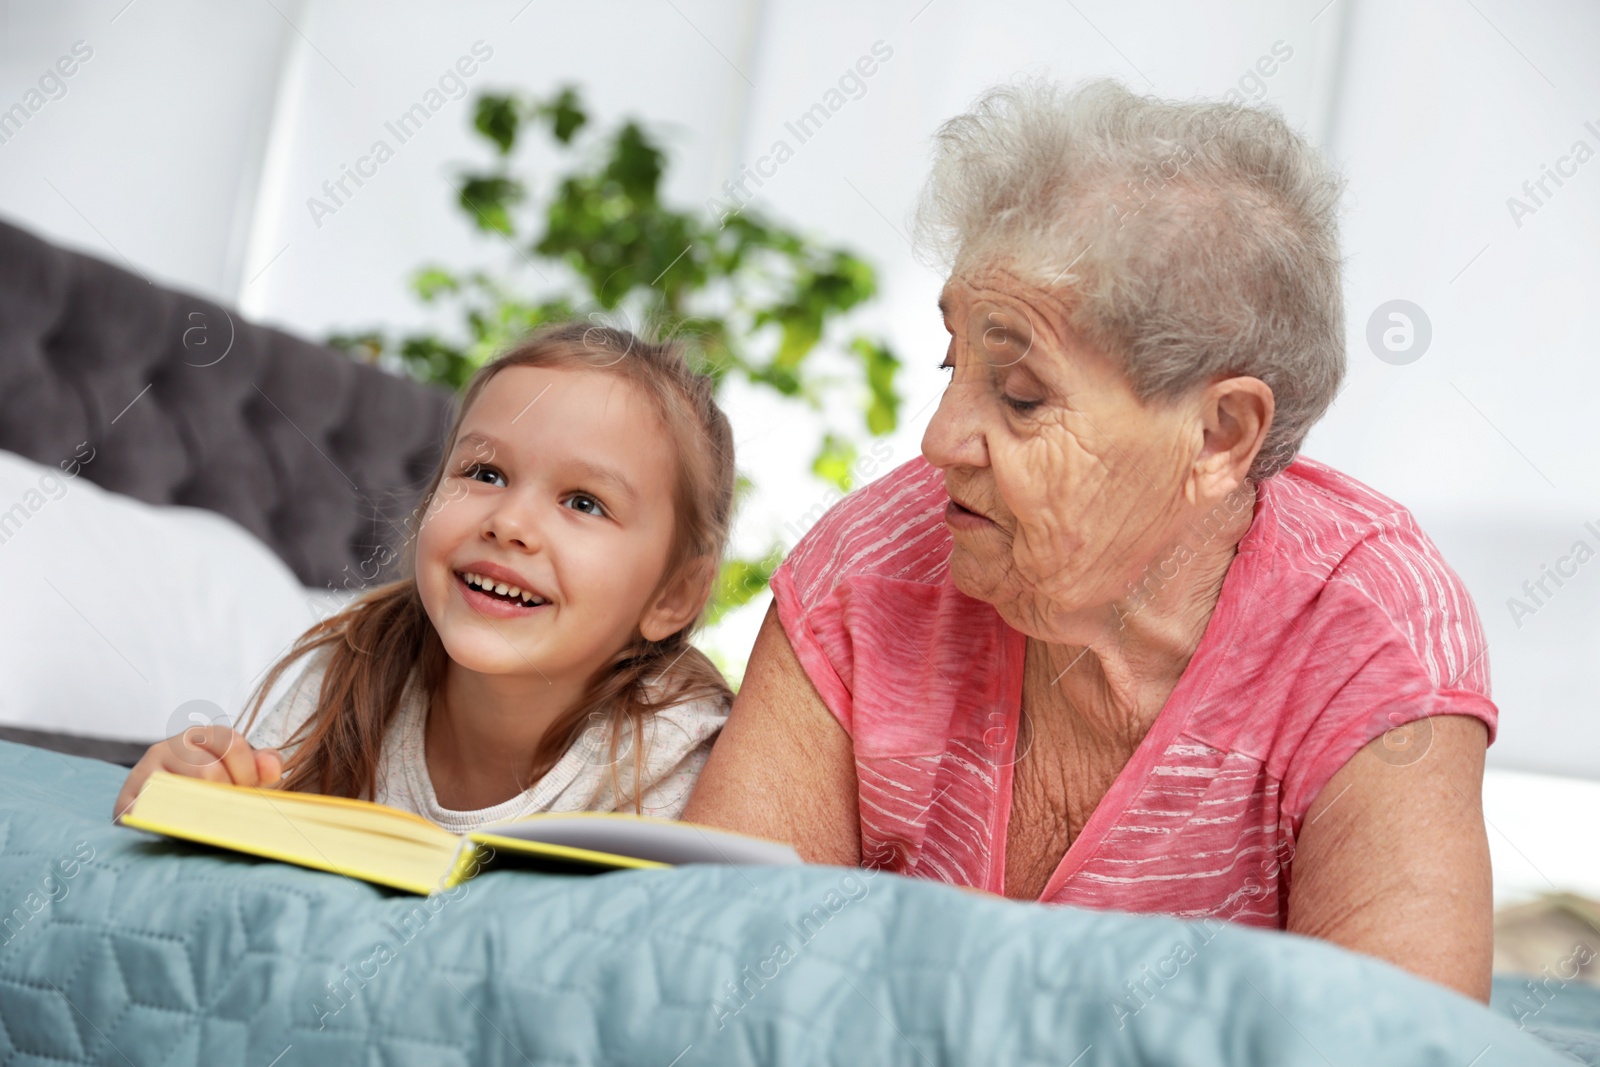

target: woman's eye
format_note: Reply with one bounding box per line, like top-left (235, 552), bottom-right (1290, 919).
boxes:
top-left (462, 463), bottom-right (506, 487)
top-left (1003, 395), bottom-right (1043, 413)
top-left (564, 493), bottom-right (607, 518)
top-left (937, 357), bottom-right (955, 376)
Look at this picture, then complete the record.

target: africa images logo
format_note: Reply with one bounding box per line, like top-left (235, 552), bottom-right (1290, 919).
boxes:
top-left (1366, 299), bottom-right (1431, 365)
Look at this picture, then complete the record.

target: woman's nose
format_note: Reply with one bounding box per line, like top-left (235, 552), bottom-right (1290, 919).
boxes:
top-left (921, 373), bottom-right (990, 472)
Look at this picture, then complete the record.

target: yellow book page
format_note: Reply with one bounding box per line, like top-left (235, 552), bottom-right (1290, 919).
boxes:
top-left (120, 773), bottom-right (462, 895)
top-left (459, 831), bottom-right (667, 884)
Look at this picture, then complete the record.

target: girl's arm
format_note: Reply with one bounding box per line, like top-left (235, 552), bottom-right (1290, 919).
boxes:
top-left (682, 603), bottom-right (861, 866)
top-left (113, 727), bottom-right (283, 821)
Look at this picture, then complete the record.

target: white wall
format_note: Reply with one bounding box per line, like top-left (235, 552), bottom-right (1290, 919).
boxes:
top-left (3, 0), bottom-right (1598, 778)
top-left (0, 0), bottom-right (296, 299)
top-left (1311, 0), bottom-right (1600, 779)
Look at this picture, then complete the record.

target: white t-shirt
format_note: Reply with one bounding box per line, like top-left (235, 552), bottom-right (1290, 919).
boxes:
top-left (246, 648), bottom-right (728, 833)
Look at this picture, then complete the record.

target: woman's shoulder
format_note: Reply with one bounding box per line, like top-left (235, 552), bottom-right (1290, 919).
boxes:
top-left (1268, 458), bottom-right (1466, 577)
top-left (775, 456), bottom-right (953, 605)
top-left (1261, 457), bottom-right (1488, 693)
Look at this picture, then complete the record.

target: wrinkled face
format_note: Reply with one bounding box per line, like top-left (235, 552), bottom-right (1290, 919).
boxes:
top-left (415, 365), bottom-right (681, 685)
top-left (921, 267), bottom-right (1202, 639)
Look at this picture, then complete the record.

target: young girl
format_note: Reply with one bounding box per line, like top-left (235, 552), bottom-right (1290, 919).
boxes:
top-left (114, 323), bottom-right (736, 830)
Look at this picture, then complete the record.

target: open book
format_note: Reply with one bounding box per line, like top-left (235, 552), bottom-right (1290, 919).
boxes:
top-left (119, 772), bottom-right (801, 895)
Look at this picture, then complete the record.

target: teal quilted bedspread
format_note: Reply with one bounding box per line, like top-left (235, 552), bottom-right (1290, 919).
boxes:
top-left (0, 740), bottom-right (1585, 1066)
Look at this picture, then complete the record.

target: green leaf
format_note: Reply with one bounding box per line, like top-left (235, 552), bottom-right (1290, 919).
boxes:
top-left (411, 266), bottom-right (460, 302)
top-left (458, 175), bottom-right (525, 235)
top-left (397, 336), bottom-right (478, 391)
top-left (538, 86), bottom-right (587, 144)
top-left (473, 94), bottom-right (521, 155)
top-left (811, 433), bottom-right (858, 492)
top-left (604, 122), bottom-right (665, 203)
top-left (749, 362), bottom-right (802, 397)
top-left (327, 331), bottom-right (385, 362)
top-left (705, 550), bottom-right (782, 628)
top-left (851, 336), bottom-right (903, 435)
top-left (775, 312), bottom-right (822, 370)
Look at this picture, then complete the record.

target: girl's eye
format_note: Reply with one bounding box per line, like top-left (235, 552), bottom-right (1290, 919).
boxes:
top-left (462, 463), bottom-right (506, 487)
top-left (564, 493), bottom-right (607, 518)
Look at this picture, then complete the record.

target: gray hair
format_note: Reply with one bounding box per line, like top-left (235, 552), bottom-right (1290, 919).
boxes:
top-left (913, 78), bottom-right (1346, 480)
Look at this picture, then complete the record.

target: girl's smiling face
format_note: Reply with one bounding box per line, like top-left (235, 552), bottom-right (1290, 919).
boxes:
top-left (415, 365), bottom-right (688, 686)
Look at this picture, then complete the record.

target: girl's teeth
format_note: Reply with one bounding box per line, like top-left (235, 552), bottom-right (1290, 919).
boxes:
top-left (461, 572), bottom-right (542, 605)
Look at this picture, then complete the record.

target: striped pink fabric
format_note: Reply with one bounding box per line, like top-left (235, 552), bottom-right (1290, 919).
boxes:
top-left (770, 456), bottom-right (1496, 929)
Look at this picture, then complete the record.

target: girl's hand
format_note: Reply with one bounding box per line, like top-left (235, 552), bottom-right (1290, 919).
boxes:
top-left (113, 726), bottom-right (283, 821)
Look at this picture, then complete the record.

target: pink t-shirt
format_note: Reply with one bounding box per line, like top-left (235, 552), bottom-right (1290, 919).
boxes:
top-left (770, 456), bottom-right (1495, 929)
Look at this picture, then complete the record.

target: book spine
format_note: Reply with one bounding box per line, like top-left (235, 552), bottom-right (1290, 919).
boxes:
top-left (441, 838), bottom-right (482, 892)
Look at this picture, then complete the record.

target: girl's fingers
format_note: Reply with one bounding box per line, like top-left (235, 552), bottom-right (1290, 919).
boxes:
top-left (114, 729), bottom-right (268, 821)
top-left (172, 725), bottom-right (259, 786)
top-left (112, 759), bottom-right (153, 820)
top-left (254, 748), bottom-right (284, 787)
top-left (112, 729), bottom-right (257, 825)
top-left (213, 728), bottom-right (263, 787)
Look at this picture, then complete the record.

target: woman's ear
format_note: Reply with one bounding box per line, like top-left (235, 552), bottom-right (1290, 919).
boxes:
top-left (1193, 375), bottom-right (1274, 501)
top-left (639, 557), bottom-right (717, 642)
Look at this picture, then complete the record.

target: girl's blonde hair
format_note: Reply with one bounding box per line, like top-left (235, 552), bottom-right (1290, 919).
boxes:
top-left (241, 322), bottom-right (736, 803)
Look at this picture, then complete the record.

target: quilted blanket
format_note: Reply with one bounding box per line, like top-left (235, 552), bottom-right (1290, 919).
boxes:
top-left (0, 740), bottom-right (1582, 1066)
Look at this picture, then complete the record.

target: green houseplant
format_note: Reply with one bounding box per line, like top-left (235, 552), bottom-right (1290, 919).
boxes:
top-left (331, 86), bottom-right (901, 632)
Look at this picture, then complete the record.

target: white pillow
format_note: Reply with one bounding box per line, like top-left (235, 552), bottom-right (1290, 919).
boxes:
top-left (0, 449), bottom-right (355, 742)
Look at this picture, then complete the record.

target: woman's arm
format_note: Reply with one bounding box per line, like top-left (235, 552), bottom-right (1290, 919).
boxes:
top-left (682, 603), bottom-right (862, 866)
top-left (1286, 714), bottom-right (1493, 1001)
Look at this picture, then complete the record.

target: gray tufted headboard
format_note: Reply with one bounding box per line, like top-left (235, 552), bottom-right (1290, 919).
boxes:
top-left (0, 217), bottom-right (454, 589)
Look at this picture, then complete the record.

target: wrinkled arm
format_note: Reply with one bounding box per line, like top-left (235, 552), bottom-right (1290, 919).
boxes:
top-left (683, 603), bottom-right (861, 866)
top-left (1286, 714), bottom-right (1493, 1002)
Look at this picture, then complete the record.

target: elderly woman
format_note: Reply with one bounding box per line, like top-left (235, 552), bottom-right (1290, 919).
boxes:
top-left (685, 78), bottom-right (1496, 1001)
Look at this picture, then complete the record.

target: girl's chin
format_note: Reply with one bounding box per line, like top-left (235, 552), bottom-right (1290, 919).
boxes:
top-left (437, 636), bottom-right (552, 679)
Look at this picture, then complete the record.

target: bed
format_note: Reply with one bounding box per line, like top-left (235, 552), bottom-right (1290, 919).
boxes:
top-left (0, 739), bottom-right (1589, 1066)
top-left (0, 217), bottom-right (451, 761)
top-left (0, 218), bottom-right (1596, 1065)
